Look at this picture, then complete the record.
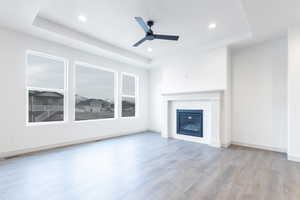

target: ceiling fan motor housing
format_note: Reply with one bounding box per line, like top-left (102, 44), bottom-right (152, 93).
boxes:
top-left (147, 20), bottom-right (154, 27)
top-left (146, 20), bottom-right (154, 39)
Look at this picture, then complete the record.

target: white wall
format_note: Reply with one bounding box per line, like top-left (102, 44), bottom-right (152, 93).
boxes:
top-left (288, 26), bottom-right (300, 161)
top-left (232, 38), bottom-right (287, 152)
top-left (159, 47), bottom-right (229, 94)
top-left (222, 50), bottom-right (232, 146)
top-left (149, 67), bottom-right (163, 132)
top-left (0, 28), bottom-right (149, 156)
top-left (149, 47), bottom-right (230, 135)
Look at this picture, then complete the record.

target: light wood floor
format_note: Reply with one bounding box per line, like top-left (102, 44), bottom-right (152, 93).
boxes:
top-left (0, 132), bottom-right (300, 200)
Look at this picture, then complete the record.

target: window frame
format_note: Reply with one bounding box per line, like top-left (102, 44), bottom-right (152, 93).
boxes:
top-left (120, 72), bottom-right (139, 119)
top-left (73, 61), bottom-right (118, 122)
top-left (25, 50), bottom-right (69, 126)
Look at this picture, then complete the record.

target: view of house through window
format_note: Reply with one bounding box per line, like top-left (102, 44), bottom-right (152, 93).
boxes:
top-left (26, 51), bottom-right (138, 123)
top-left (121, 73), bottom-right (137, 117)
top-left (26, 52), bottom-right (67, 123)
top-left (75, 63), bottom-right (116, 121)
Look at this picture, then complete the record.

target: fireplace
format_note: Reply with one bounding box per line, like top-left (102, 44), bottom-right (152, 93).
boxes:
top-left (162, 91), bottom-right (222, 147)
top-left (176, 109), bottom-right (203, 137)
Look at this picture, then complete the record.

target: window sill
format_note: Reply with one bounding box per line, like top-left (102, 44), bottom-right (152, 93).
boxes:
top-left (73, 117), bottom-right (118, 123)
top-left (26, 120), bottom-right (67, 127)
top-left (120, 116), bottom-right (138, 119)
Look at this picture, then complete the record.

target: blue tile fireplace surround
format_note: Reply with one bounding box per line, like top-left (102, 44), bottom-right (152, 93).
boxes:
top-left (176, 109), bottom-right (203, 137)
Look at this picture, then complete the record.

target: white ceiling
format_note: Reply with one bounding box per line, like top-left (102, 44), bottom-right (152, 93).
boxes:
top-left (38, 0), bottom-right (250, 58)
top-left (0, 0), bottom-right (299, 67)
top-left (242, 0), bottom-right (300, 39)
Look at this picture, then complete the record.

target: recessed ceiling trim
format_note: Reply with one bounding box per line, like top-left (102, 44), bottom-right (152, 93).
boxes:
top-left (33, 15), bottom-right (152, 65)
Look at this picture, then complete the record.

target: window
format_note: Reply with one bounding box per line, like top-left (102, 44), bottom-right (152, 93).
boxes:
top-left (26, 51), bottom-right (68, 124)
top-left (121, 73), bottom-right (138, 117)
top-left (75, 62), bottom-right (117, 121)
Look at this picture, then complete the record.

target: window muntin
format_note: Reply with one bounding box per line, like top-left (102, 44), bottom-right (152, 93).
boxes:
top-left (75, 63), bottom-right (116, 121)
top-left (26, 51), bottom-right (67, 124)
top-left (121, 73), bottom-right (137, 118)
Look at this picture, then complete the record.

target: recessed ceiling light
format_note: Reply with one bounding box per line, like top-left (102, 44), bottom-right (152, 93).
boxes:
top-left (147, 47), bottom-right (153, 52)
top-left (208, 23), bottom-right (216, 30)
top-left (78, 15), bottom-right (87, 22)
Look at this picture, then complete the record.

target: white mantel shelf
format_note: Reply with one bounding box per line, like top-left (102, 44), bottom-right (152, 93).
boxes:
top-left (161, 89), bottom-right (225, 96)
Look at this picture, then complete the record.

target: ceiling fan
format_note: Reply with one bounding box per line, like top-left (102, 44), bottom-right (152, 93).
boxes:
top-left (133, 17), bottom-right (179, 47)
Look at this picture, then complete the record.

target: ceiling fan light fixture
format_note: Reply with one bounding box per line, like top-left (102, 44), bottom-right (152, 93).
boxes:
top-left (78, 15), bottom-right (87, 22)
top-left (208, 23), bottom-right (216, 30)
top-left (147, 47), bottom-right (153, 52)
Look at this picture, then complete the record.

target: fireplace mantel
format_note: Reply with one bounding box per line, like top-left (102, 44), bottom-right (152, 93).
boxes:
top-left (161, 90), bottom-right (223, 148)
top-left (161, 89), bottom-right (224, 96)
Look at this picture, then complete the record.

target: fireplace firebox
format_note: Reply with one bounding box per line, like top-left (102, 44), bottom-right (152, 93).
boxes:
top-left (176, 109), bottom-right (203, 137)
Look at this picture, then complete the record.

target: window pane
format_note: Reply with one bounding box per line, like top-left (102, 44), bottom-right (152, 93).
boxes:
top-left (122, 97), bottom-right (135, 117)
top-left (28, 90), bottom-right (64, 122)
top-left (122, 75), bottom-right (135, 96)
top-left (75, 65), bottom-right (115, 120)
top-left (27, 53), bottom-right (65, 89)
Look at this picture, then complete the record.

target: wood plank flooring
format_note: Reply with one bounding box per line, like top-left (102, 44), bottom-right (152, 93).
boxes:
top-left (0, 132), bottom-right (300, 200)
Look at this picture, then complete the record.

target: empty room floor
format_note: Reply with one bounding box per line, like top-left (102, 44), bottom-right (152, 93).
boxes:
top-left (0, 132), bottom-right (300, 200)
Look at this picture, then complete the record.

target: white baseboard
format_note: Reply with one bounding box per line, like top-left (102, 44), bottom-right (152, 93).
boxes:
top-left (231, 141), bottom-right (286, 153)
top-left (288, 155), bottom-right (300, 163)
top-left (221, 142), bottom-right (231, 148)
top-left (210, 142), bottom-right (222, 148)
top-left (147, 130), bottom-right (160, 134)
top-left (0, 130), bottom-right (147, 159)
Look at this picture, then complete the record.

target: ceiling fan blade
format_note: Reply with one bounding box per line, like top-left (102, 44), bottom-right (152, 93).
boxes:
top-left (154, 34), bottom-right (179, 41)
top-left (134, 17), bottom-right (149, 33)
top-left (133, 37), bottom-right (147, 47)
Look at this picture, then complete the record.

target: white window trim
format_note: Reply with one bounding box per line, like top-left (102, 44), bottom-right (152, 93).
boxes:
top-left (120, 72), bottom-right (139, 119)
top-left (73, 61), bottom-right (118, 123)
top-left (25, 50), bottom-right (69, 126)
